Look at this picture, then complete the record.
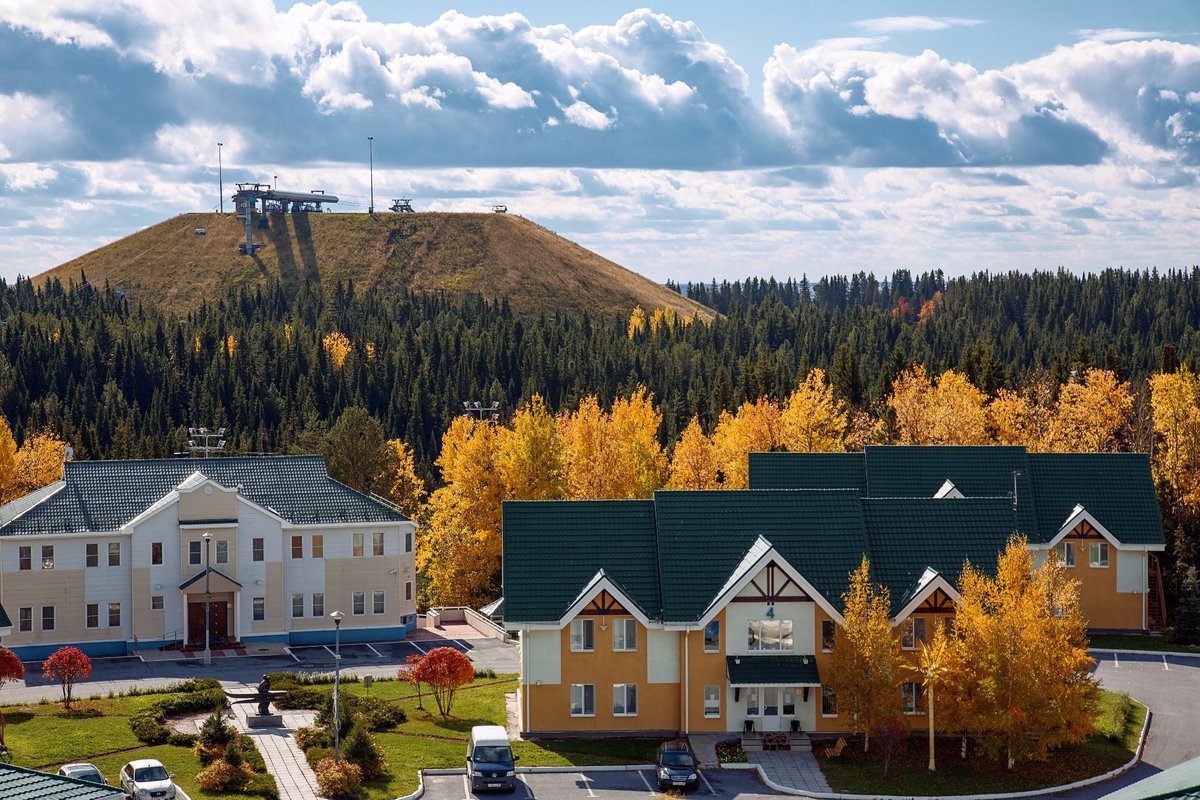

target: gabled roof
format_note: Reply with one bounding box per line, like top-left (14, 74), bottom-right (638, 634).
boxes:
top-left (1029, 453), bottom-right (1164, 545)
top-left (179, 566), bottom-right (243, 591)
top-left (0, 456), bottom-right (407, 536)
top-left (502, 500), bottom-right (660, 623)
top-left (748, 452), bottom-right (864, 491)
top-left (0, 763), bottom-right (125, 800)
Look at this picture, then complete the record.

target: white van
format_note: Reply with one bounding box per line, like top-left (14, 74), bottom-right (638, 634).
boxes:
top-left (467, 725), bottom-right (518, 792)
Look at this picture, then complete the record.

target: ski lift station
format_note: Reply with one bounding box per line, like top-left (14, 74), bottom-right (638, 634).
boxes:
top-left (231, 183), bottom-right (338, 255)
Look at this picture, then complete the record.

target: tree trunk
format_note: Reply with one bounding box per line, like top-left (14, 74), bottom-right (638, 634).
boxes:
top-left (927, 683), bottom-right (936, 772)
top-left (864, 729), bottom-right (870, 753)
top-left (960, 734), bottom-right (967, 760)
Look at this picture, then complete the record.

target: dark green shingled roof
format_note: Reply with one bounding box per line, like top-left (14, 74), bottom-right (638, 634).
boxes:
top-left (863, 498), bottom-right (1019, 613)
top-left (1101, 755), bottom-right (1200, 800)
top-left (0, 603), bottom-right (11, 630)
top-left (1029, 453), bottom-right (1164, 545)
top-left (653, 490), bottom-right (867, 622)
top-left (748, 452), bottom-right (864, 491)
top-left (726, 655), bottom-right (821, 686)
top-left (0, 456), bottom-right (407, 535)
top-left (502, 500), bottom-right (660, 622)
top-left (0, 764), bottom-right (124, 800)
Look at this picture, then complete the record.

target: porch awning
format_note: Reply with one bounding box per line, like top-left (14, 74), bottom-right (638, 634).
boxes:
top-left (726, 655), bottom-right (821, 687)
top-left (179, 566), bottom-right (243, 593)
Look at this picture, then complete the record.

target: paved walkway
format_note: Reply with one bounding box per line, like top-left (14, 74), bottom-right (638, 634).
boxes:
top-left (689, 734), bottom-right (727, 768)
top-left (748, 750), bottom-right (833, 793)
top-left (225, 682), bottom-right (322, 800)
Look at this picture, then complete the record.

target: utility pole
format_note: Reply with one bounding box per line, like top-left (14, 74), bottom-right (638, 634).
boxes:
top-left (367, 136), bottom-right (374, 214)
top-left (218, 142), bottom-right (224, 213)
top-left (188, 427), bottom-right (227, 458)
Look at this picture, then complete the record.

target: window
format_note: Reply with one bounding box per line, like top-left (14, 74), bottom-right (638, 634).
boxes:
top-left (86, 543), bottom-right (99, 568)
top-left (1055, 541), bottom-right (1076, 567)
top-left (151, 595), bottom-right (164, 611)
top-left (42, 545), bottom-right (54, 570)
top-left (215, 540), bottom-right (228, 564)
top-left (570, 619), bottom-right (595, 652)
top-left (405, 581), bottom-right (413, 602)
top-left (372, 532), bottom-right (384, 556)
top-left (253, 597), bottom-right (265, 622)
top-left (703, 685), bottom-right (721, 717)
top-left (18, 546), bottom-right (30, 571)
top-left (901, 618), bottom-right (927, 650)
top-left (312, 593), bottom-right (325, 617)
top-left (353, 533), bottom-right (364, 557)
top-left (353, 591), bottom-right (366, 615)
top-left (108, 602), bottom-right (121, 627)
top-left (108, 542), bottom-right (121, 567)
top-left (821, 687), bottom-right (838, 717)
top-left (747, 619), bottom-right (793, 651)
top-left (570, 684), bottom-right (595, 717)
top-left (252, 538), bottom-right (264, 562)
top-left (292, 594), bottom-right (305, 618)
top-left (312, 535), bottom-right (324, 559)
top-left (291, 536), bottom-right (303, 559)
top-left (613, 684), bottom-right (638, 716)
top-left (405, 531), bottom-right (413, 552)
top-left (902, 681), bottom-right (923, 714)
top-left (42, 606), bottom-right (55, 631)
top-left (745, 687), bottom-right (761, 716)
top-left (1090, 542), bottom-right (1110, 568)
top-left (821, 620), bottom-right (836, 652)
top-left (189, 540), bottom-right (202, 566)
top-left (613, 619), bottom-right (638, 652)
top-left (782, 688), bottom-right (796, 716)
top-left (704, 620), bottom-right (720, 652)
top-left (373, 590), bottom-right (386, 614)
top-left (86, 603), bottom-right (99, 628)
top-left (151, 541), bottom-right (163, 565)
top-left (18, 607), bottom-right (31, 632)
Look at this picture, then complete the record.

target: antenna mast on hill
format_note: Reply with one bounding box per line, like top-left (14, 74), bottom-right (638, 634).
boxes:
top-left (188, 427), bottom-right (228, 458)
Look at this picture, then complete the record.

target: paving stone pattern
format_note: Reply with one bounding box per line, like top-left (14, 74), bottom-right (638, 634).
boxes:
top-left (226, 682), bottom-right (323, 800)
top-left (748, 750), bottom-right (833, 793)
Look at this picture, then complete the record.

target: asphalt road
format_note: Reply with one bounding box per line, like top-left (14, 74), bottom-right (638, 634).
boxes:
top-left (423, 768), bottom-right (779, 800)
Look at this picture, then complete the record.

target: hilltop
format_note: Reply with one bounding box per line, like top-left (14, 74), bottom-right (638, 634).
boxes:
top-left (37, 211), bottom-right (712, 319)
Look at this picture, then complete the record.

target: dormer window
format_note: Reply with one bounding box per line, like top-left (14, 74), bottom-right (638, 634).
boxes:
top-left (934, 480), bottom-right (964, 499)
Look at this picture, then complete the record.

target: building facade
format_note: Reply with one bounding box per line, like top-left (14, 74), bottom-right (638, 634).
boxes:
top-left (502, 446), bottom-right (1166, 736)
top-left (0, 456), bottom-right (417, 659)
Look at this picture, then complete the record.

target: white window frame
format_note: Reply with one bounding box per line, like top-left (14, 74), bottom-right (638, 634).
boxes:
top-left (42, 605), bottom-right (55, 631)
top-left (188, 540), bottom-right (202, 566)
top-left (747, 618), bottom-right (794, 652)
top-left (18, 607), bottom-right (31, 632)
top-left (151, 541), bottom-right (163, 565)
top-left (745, 686), bottom-right (761, 717)
top-left (902, 681), bottom-right (923, 715)
top-left (312, 593), bottom-right (325, 618)
top-left (251, 538), bottom-right (264, 562)
top-left (108, 541), bottom-right (121, 567)
top-left (1090, 542), bottom-right (1110, 568)
top-left (613, 683), bottom-right (638, 717)
top-left (703, 620), bottom-right (720, 653)
top-left (1056, 541), bottom-right (1076, 567)
top-left (570, 619), bottom-right (595, 652)
top-left (292, 594), bottom-right (305, 619)
top-left (372, 531), bottom-right (385, 556)
top-left (108, 602), bottom-right (121, 628)
top-left (353, 533), bottom-right (364, 557)
top-left (353, 591), bottom-right (366, 615)
top-left (252, 597), bottom-right (265, 622)
top-left (821, 620), bottom-right (836, 652)
top-left (85, 543), bottom-right (99, 568)
top-left (151, 595), bottom-right (164, 611)
top-left (215, 540), bottom-right (228, 564)
top-left (405, 531), bottom-right (413, 552)
top-left (41, 545), bottom-right (54, 570)
top-left (612, 619), bottom-right (638, 652)
top-left (85, 603), bottom-right (99, 629)
top-left (821, 687), bottom-right (838, 718)
top-left (373, 590), bottom-right (386, 615)
top-left (703, 685), bottom-right (721, 718)
top-left (570, 684), bottom-right (595, 717)
top-left (291, 535), bottom-right (304, 559)
top-left (312, 535), bottom-right (324, 559)
top-left (901, 618), bottom-right (927, 650)
top-left (405, 581), bottom-right (413, 602)
top-left (18, 546), bottom-right (30, 571)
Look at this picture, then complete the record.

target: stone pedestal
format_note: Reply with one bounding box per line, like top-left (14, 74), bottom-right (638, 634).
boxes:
top-left (246, 713), bottom-right (284, 729)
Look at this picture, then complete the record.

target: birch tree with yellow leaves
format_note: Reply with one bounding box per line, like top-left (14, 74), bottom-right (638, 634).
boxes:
top-left (1150, 367), bottom-right (1200, 509)
top-left (499, 395), bottom-right (564, 501)
top-left (889, 365), bottom-right (989, 445)
top-left (0, 417), bottom-right (68, 505)
top-left (559, 389), bottom-right (666, 499)
top-left (711, 398), bottom-right (782, 488)
top-left (779, 368), bottom-right (848, 452)
top-left (668, 417), bottom-right (720, 490)
top-left (1046, 368), bottom-right (1132, 452)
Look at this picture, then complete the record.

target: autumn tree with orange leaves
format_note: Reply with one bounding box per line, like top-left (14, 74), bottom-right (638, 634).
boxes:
top-left (412, 647), bottom-right (476, 718)
top-left (668, 417), bottom-right (720, 490)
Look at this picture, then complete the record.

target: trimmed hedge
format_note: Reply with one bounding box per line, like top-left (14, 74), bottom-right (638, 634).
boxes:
top-left (129, 678), bottom-right (226, 745)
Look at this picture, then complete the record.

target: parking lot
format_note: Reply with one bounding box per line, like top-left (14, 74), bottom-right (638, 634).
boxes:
top-left (423, 768), bottom-right (782, 800)
top-left (284, 638), bottom-right (476, 668)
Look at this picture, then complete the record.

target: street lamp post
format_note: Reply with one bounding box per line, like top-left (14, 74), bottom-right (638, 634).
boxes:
top-left (203, 532), bottom-right (213, 666)
top-left (217, 143), bottom-right (224, 214)
top-left (367, 136), bottom-right (374, 214)
top-left (330, 610), bottom-right (345, 761)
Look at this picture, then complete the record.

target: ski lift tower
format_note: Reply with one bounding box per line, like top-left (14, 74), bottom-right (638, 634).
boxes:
top-left (389, 199), bottom-right (415, 212)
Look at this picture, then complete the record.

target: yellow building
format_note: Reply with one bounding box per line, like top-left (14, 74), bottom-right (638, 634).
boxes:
top-left (502, 446), bottom-right (1165, 736)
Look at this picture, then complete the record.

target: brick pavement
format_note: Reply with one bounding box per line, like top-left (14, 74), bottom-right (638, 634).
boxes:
top-left (748, 750), bottom-right (833, 793)
top-left (226, 682), bottom-right (322, 800)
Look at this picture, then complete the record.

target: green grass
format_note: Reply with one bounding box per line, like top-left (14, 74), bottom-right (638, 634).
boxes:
top-left (1, 692), bottom-right (275, 799)
top-left (818, 690), bottom-right (1146, 795)
top-left (1088, 633), bottom-right (1200, 653)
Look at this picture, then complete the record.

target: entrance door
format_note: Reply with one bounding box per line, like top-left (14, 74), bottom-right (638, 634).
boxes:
top-left (187, 601), bottom-right (229, 645)
top-left (762, 688), bottom-right (782, 731)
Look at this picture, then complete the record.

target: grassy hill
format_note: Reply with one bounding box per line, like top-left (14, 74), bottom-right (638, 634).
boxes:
top-left (37, 211), bottom-right (712, 319)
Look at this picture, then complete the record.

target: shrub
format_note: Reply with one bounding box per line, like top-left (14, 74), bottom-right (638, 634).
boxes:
top-left (244, 771), bottom-right (280, 800)
top-left (305, 746), bottom-right (333, 771)
top-left (277, 686), bottom-right (329, 710)
top-left (315, 757), bottom-right (363, 800)
top-left (168, 733), bottom-right (198, 747)
top-left (342, 724), bottom-right (387, 779)
top-left (197, 760), bottom-right (248, 792)
top-left (224, 741), bottom-right (245, 769)
top-left (130, 711), bottom-right (170, 745)
top-left (238, 735), bottom-right (267, 772)
top-left (355, 696), bottom-right (406, 731)
top-left (1106, 691), bottom-right (1133, 740)
top-left (474, 667), bottom-right (497, 679)
top-left (200, 708), bottom-right (235, 748)
top-left (294, 726), bottom-right (329, 751)
top-left (129, 681), bottom-right (225, 744)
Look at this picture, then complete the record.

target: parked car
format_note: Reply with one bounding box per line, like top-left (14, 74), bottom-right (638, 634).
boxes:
top-left (467, 724), bottom-right (518, 792)
top-left (119, 759), bottom-right (177, 799)
top-left (655, 739), bottom-right (699, 791)
top-left (56, 763), bottom-right (106, 784)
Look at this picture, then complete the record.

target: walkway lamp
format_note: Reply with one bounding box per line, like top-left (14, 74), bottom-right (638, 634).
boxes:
top-left (203, 532), bottom-right (213, 666)
top-left (330, 610), bottom-right (345, 761)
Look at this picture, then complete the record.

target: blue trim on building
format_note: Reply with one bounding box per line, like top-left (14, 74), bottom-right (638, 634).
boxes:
top-left (241, 633), bottom-right (290, 645)
top-left (288, 625), bottom-right (409, 646)
top-left (10, 639), bottom-right (130, 661)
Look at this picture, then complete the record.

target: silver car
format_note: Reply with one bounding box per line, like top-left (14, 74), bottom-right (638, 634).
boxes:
top-left (57, 763), bottom-right (107, 784)
top-left (119, 759), bottom-right (177, 799)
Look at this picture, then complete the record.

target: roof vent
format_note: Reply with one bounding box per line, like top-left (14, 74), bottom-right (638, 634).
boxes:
top-left (934, 479), bottom-right (964, 499)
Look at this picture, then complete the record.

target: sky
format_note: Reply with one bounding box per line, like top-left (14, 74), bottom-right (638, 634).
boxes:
top-left (0, 2), bottom-right (1198, 285)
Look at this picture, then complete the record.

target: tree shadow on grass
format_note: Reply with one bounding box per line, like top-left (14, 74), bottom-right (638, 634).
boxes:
top-left (52, 706), bottom-right (103, 719)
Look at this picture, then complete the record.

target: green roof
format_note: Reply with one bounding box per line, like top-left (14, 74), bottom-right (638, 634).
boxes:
top-left (0, 456), bottom-right (407, 535)
top-left (0, 603), bottom-right (11, 630)
top-left (726, 655), bottom-right (821, 686)
top-left (653, 490), bottom-right (866, 622)
top-left (0, 764), bottom-right (124, 800)
top-left (1029, 453), bottom-right (1165, 545)
top-left (1101, 756), bottom-right (1200, 800)
top-left (502, 500), bottom-right (660, 622)
top-left (748, 452), bottom-right (863, 491)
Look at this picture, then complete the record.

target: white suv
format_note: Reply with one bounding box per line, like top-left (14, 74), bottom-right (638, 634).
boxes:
top-left (119, 759), bottom-right (177, 799)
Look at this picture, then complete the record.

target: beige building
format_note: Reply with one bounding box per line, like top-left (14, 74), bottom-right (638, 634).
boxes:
top-left (0, 456), bottom-right (416, 659)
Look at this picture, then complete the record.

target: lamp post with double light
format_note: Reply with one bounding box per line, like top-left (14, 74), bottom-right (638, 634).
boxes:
top-left (330, 610), bottom-right (345, 761)
top-left (203, 532), bottom-right (213, 666)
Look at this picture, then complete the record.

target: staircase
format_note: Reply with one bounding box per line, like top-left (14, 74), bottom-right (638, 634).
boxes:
top-left (742, 731), bottom-right (811, 752)
top-left (1148, 554), bottom-right (1168, 631)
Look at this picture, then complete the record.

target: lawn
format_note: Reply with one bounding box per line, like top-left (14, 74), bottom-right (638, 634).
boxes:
top-left (296, 674), bottom-right (663, 799)
top-left (0, 691), bottom-right (273, 800)
top-left (817, 690), bottom-right (1146, 796)
top-left (1088, 633), bottom-right (1200, 654)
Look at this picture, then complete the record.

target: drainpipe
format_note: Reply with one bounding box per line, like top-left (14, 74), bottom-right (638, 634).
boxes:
top-left (684, 629), bottom-right (690, 734)
top-left (522, 626), bottom-right (530, 734)
top-left (1142, 551), bottom-right (1147, 631)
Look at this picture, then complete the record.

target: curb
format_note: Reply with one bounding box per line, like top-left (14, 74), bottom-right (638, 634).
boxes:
top-left (734, 703), bottom-right (1151, 800)
top-left (395, 771), bottom-right (425, 800)
top-left (421, 765), bottom-right (654, 776)
top-left (1090, 647), bottom-right (1200, 659)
